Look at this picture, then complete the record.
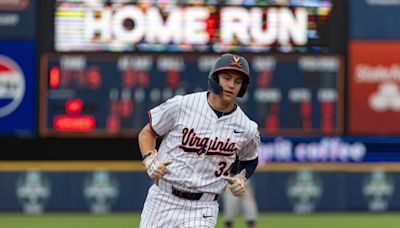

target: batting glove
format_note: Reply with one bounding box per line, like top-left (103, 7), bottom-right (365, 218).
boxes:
top-left (224, 169), bottom-right (247, 197)
top-left (143, 149), bottom-right (172, 180)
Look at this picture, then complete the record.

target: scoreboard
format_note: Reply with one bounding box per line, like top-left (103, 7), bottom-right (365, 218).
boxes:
top-left (53, 0), bottom-right (335, 53)
top-left (39, 53), bottom-right (343, 137)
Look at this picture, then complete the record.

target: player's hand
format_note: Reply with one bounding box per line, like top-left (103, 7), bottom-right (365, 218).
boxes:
top-left (143, 150), bottom-right (172, 180)
top-left (224, 169), bottom-right (246, 197)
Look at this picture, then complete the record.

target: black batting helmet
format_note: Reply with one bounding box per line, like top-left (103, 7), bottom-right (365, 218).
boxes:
top-left (208, 53), bottom-right (250, 97)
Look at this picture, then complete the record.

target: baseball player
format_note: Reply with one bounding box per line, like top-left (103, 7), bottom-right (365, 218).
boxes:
top-left (223, 175), bottom-right (258, 228)
top-left (138, 53), bottom-right (260, 228)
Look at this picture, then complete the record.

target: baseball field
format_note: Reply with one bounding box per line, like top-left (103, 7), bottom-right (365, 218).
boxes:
top-left (1, 212), bottom-right (400, 228)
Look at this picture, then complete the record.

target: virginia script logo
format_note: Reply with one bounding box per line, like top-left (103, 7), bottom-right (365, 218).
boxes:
top-left (179, 128), bottom-right (236, 156)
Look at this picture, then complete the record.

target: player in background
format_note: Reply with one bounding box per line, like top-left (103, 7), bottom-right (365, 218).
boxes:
top-left (223, 158), bottom-right (258, 228)
top-left (138, 53), bottom-right (260, 228)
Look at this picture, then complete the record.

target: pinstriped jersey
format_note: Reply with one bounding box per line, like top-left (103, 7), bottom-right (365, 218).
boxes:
top-left (148, 91), bottom-right (260, 195)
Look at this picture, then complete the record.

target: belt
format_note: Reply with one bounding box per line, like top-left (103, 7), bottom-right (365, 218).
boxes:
top-left (155, 180), bottom-right (218, 201)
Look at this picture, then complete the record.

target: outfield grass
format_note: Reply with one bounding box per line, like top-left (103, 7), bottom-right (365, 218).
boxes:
top-left (1, 212), bottom-right (400, 228)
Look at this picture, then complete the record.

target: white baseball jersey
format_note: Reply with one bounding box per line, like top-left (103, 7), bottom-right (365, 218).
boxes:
top-left (148, 91), bottom-right (260, 194)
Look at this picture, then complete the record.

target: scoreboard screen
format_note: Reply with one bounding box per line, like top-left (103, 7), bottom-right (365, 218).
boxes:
top-left (39, 53), bottom-right (343, 137)
top-left (53, 0), bottom-right (334, 53)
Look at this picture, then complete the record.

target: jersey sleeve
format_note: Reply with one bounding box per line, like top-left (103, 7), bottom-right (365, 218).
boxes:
top-left (148, 95), bottom-right (182, 136)
top-left (238, 122), bottom-right (260, 161)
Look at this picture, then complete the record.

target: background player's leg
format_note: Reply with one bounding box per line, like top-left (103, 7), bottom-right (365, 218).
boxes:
top-left (241, 182), bottom-right (258, 228)
top-left (223, 189), bottom-right (240, 228)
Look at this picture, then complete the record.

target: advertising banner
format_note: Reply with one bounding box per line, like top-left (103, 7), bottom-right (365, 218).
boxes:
top-left (258, 136), bottom-right (400, 163)
top-left (350, 0), bottom-right (400, 39)
top-left (1, 169), bottom-right (400, 212)
top-left (0, 40), bottom-right (36, 135)
top-left (254, 168), bottom-right (400, 212)
top-left (348, 41), bottom-right (400, 134)
top-left (0, 0), bottom-right (36, 39)
top-left (0, 170), bottom-right (151, 212)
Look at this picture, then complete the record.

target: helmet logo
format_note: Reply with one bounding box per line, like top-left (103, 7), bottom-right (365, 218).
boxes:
top-left (230, 56), bottom-right (242, 68)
